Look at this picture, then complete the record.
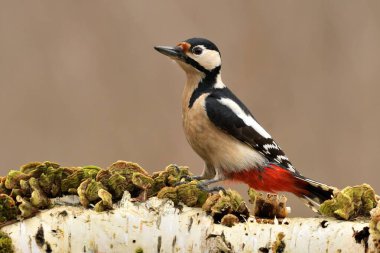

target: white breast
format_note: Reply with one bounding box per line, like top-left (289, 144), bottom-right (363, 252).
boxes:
top-left (182, 94), bottom-right (267, 174)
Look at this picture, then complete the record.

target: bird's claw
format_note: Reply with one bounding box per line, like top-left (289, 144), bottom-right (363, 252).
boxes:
top-left (197, 183), bottom-right (226, 194)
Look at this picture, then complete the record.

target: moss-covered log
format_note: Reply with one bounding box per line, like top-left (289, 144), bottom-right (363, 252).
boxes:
top-left (0, 194), bottom-right (378, 253)
top-left (0, 161), bottom-right (379, 252)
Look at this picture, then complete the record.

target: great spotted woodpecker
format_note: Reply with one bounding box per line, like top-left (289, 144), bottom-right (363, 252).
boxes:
top-left (154, 38), bottom-right (335, 210)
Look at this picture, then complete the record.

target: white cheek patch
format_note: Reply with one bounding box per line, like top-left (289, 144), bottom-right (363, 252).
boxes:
top-left (186, 47), bottom-right (221, 71)
top-left (217, 98), bottom-right (272, 139)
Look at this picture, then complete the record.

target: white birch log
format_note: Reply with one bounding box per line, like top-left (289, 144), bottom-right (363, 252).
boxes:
top-left (0, 193), bottom-right (375, 253)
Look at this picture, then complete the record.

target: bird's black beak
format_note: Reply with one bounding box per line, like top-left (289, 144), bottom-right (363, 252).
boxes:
top-left (154, 46), bottom-right (186, 61)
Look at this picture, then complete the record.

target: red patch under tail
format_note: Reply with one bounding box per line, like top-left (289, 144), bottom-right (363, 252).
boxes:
top-left (227, 164), bottom-right (308, 196)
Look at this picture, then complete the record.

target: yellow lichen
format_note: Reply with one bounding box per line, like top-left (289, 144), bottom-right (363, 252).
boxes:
top-left (77, 179), bottom-right (105, 207)
top-left (320, 184), bottom-right (377, 220)
top-left (107, 173), bottom-right (132, 199)
top-left (202, 190), bottom-right (249, 223)
top-left (157, 186), bottom-right (178, 204)
top-left (156, 181), bottom-right (208, 207)
top-left (94, 189), bottom-right (113, 212)
top-left (4, 170), bottom-right (30, 189)
top-left (61, 169), bottom-right (86, 193)
top-left (29, 177), bottom-right (50, 209)
top-left (16, 195), bottom-right (38, 218)
top-left (176, 181), bottom-right (208, 207)
top-left (0, 231), bottom-right (14, 253)
top-left (132, 172), bottom-right (154, 190)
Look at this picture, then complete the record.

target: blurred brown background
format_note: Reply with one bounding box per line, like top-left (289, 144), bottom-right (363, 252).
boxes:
top-left (0, 1), bottom-right (379, 216)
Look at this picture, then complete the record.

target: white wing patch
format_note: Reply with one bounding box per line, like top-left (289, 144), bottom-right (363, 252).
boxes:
top-left (263, 143), bottom-right (279, 154)
top-left (217, 98), bottom-right (272, 139)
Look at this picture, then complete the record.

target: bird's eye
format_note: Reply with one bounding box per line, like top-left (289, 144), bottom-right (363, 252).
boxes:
top-left (192, 46), bottom-right (203, 55)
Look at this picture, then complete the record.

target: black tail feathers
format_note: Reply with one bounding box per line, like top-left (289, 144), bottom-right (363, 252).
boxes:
top-left (295, 176), bottom-right (337, 212)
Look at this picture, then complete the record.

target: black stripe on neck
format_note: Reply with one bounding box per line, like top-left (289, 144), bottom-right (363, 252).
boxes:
top-left (188, 66), bottom-right (221, 108)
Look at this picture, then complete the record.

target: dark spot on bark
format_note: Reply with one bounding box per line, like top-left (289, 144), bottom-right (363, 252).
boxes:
top-left (259, 247), bottom-right (269, 253)
top-left (320, 220), bottom-right (329, 228)
top-left (188, 217), bottom-right (193, 232)
top-left (58, 210), bottom-right (68, 217)
top-left (35, 225), bottom-right (45, 247)
top-left (283, 221), bottom-right (289, 225)
top-left (353, 226), bottom-right (369, 251)
top-left (276, 241), bottom-right (286, 253)
top-left (245, 233), bottom-right (248, 236)
top-left (206, 234), bottom-right (219, 239)
top-left (45, 242), bottom-right (52, 253)
top-left (172, 236), bottom-right (176, 247)
top-left (157, 236), bottom-right (162, 253)
top-left (132, 239), bottom-right (136, 243)
top-left (84, 245), bottom-right (86, 252)
top-left (51, 229), bottom-right (57, 233)
top-left (175, 203), bottom-right (184, 212)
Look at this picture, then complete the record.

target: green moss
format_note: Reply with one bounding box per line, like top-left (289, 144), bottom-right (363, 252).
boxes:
top-left (38, 166), bottom-right (63, 197)
top-left (20, 162), bottom-right (43, 174)
top-left (156, 181), bottom-right (208, 207)
top-left (77, 179), bottom-right (105, 207)
top-left (19, 180), bottom-right (31, 195)
top-left (132, 173), bottom-right (154, 190)
top-left (135, 247), bottom-right (144, 253)
top-left (177, 181), bottom-right (208, 207)
top-left (29, 177), bottom-right (50, 209)
top-left (98, 189), bottom-right (112, 206)
top-left (61, 169), bottom-right (86, 193)
top-left (109, 161), bottom-right (149, 178)
top-left (320, 184), bottom-right (377, 220)
top-left (0, 231), bottom-right (14, 253)
top-left (157, 186), bottom-right (178, 204)
top-left (0, 194), bottom-right (17, 222)
top-left (0, 177), bottom-right (9, 195)
top-left (94, 189), bottom-right (113, 212)
top-left (163, 164), bottom-right (191, 186)
top-left (4, 170), bottom-right (30, 189)
top-left (202, 190), bottom-right (249, 222)
top-left (107, 173), bottom-right (132, 199)
top-left (16, 195), bottom-right (38, 218)
top-left (82, 165), bottom-right (101, 178)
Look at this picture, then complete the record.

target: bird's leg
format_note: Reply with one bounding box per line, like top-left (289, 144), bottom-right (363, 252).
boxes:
top-left (196, 172), bottom-right (226, 193)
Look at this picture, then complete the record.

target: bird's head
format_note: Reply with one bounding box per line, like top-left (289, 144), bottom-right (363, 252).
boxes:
top-left (154, 38), bottom-right (221, 76)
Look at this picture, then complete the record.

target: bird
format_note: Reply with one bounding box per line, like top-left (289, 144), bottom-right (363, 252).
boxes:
top-left (154, 37), bottom-right (335, 210)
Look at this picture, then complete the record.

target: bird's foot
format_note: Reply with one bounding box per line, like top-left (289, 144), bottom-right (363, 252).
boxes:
top-left (197, 181), bottom-right (226, 194)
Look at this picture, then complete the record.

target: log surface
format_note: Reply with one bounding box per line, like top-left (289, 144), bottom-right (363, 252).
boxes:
top-left (0, 194), bottom-right (374, 253)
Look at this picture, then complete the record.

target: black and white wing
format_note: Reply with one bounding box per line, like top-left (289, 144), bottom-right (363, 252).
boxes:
top-left (205, 88), bottom-right (298, 174)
